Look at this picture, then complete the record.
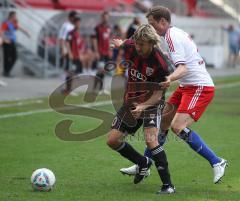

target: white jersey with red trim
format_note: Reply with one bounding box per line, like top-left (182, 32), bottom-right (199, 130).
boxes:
top-left (165, 27), bottom-right (214, 87)
top-left (58, 21), bottom-right (74, 40)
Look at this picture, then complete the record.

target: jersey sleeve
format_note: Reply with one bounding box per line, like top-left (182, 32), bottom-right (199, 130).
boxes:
top-left (13, 19), bottom-right (18, 29)
top-left (155, 50), bottom-right (170, 77)
top-left (165, 29), bottom-right (186, 67)
top-left (121, 39), bottom-right (134, 50)
top-left (162, 53), bottom-right (175, 74)
top-left (59, 24), bottom-right (69, 40)
top-left (94, 26), bottom-right (99, 38)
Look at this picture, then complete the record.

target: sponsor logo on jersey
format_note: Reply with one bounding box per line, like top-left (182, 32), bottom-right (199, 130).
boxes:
top-left (149, 120), bottom-right (155, 124)
top-left (130, 69), bottom-right (147, 81)
top-left (150, 114), bottom-right (155, 119)
top-left (146, 67), bottom-right (154, 76)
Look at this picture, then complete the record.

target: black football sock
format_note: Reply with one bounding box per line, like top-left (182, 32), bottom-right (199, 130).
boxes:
top-left (115, 142), bottom-right (147, 166)
top-left (93, 72), bottom-right (104, 91)
top-left (144, 130), bottom-right (169, 158)
top-left (93, 76), bottom-right (99, 90)
top-left (66, 75), bottom-right (72, 92)
top-left (97, 72), bottom-right (104, 91)
top-left (151, 145), bottom-right (172, 186)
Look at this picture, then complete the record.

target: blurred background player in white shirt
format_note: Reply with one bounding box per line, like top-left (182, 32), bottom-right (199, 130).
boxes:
top-left (58, 11), bottom-right (77, 95)
top-left (58, 11), bottom-right (77, 61)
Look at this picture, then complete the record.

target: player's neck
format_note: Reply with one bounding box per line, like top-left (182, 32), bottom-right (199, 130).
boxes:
top-left (163, 25), bottom-right (171, 36)
top-left (142, 48), bottom-right (153, 58)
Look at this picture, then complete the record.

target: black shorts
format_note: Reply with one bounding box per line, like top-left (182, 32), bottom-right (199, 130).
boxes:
top-left (97, 56), bottom-right (110, 71)
top-left (61, 55), bottom-right (72, 71)
top-left (72, 59), bottom-right (82, 73)
top-left (111, 104), bottom-right (162, 135)
top-left (100, 55), bottom-right (110, 63)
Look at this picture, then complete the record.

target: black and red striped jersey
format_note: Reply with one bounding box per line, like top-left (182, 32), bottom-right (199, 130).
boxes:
top-left (95, 23), bottom-right (111, 57)
top-left (121, 39), bottom-right (170, 104)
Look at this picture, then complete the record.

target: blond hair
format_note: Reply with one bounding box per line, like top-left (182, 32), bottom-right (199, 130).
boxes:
top-left (132, 24), bottom-right (160, 45)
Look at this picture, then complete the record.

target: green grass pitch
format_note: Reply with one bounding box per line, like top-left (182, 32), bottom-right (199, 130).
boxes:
top-left (0, 76), bottom-right (240, 201)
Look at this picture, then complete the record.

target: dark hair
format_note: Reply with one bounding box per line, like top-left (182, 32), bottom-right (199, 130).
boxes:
top-left (102, 11), bottom-right (109, 16)
top-left (8, 11), bottom-right (16, 19)
top-left (146, 6), bottom-right (171, 23)
top-left (133, 17), bottom-right (140, 25)
top-left (68, 10), bottom-right (77, 19)
top-left (74, 16), bottom-right (81, 23)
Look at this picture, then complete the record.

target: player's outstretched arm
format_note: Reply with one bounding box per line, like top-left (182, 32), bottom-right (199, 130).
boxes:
top-left (19, 26), bottom-right (31, 38)
top-left (160, 64), bottom-right (187, 88)
top-left (111, 39), bottom-right (124, 49)
top-left (131, 90), bottom-right (163, 119)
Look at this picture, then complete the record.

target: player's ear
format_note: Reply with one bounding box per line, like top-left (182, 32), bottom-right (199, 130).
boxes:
top-left (159, 18), bottom-right (166, 25)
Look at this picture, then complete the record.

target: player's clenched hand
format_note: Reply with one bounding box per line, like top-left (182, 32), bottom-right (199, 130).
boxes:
top-left (131, 103), bottom-right (146, 119)
top-left (160, 76), bottom-right (171, 89)
top-left (111, 39), bottom-right (124, 48)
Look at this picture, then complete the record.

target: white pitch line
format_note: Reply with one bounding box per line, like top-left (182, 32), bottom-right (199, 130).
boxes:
top-left (0, 82), bottom-right (240, 120)
top-left (0, 100), bottom-right (112, 120)
top-left (215, 82), bottom-right (240, 89)
top-left (0, 99), bottom-right (43, 108)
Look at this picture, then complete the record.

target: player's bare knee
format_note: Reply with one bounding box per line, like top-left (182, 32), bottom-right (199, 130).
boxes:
top-left (145, 128), bottom-right (159, 148)
top-left (106, 138), bottom-right (119, 149)
top-left (145, 135), bottom-right (158, 149)
top-left (107, 132), bottom-right (120, 149)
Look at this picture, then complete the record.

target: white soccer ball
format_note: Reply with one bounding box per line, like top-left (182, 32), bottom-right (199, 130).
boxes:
top-left (31, 168), bottom-right (56, 191)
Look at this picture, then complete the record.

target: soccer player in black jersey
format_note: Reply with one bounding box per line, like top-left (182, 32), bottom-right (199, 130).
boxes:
top-left (106, 24), bottom-right (175, 194)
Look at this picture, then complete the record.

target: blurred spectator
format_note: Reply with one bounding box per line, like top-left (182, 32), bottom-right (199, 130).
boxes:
top-left (112, 25), bottom-right (127, 79)
top-left (58, 10), bottom-right (77, 95)
top-left (58, 11), bottom-right (77, 68)
top-left (126, 17), bottom-right (141, 39)
top-left (0, 29), bottom-right (7, 87)
top-left (92, 11), bottom-right (111, 94)
top-left (223, 25), bottom-right (240, 67)
top-left (38, 32), bottom-right (58, 66)
top-left (51, 0), bottom-right (65, 9)
top-left (80, 36), bottom-right (96, 75)
top-left (66, 16), bottom-right (83, 74)
top-left (141, 0), bottom-right (153, 9)
top-left (135, 0), bottom-right (153, 13)
top-left (1, 11), bottom-right (30, 77)
top-left (112, 24), bottom-right (123, 39)
top-left (61, 16), bottom-right (83, 95)
top-left (0, 29), bottom-right (2, 45)
top-left (185, 0), bottom-right (197, 16)
top-left (112, 24), bottom-right (124, 61)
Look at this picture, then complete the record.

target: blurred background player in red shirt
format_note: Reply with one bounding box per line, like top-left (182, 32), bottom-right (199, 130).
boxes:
top-left (93, 11), bottom-right (111, 95)
top-left (63, 16), bottom-right (83, 95)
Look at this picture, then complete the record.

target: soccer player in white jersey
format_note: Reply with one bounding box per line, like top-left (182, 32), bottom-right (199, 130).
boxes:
top-left (120, 6), bottom-right (227, 185)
